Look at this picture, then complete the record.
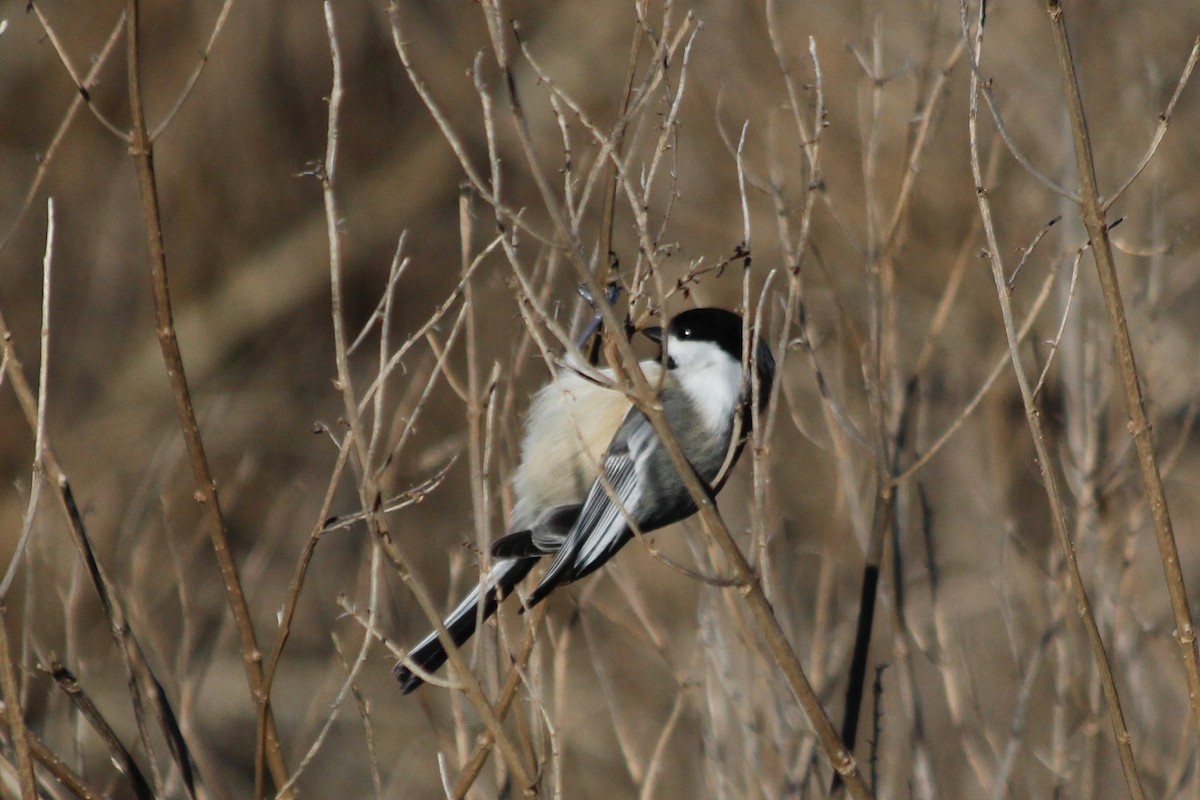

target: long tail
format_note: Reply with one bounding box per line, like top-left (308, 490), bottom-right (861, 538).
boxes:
top-left (395, 557), bottom-right (536, 694)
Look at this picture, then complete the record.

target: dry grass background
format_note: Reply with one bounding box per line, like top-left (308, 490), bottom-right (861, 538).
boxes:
top-left (1, 0), bottom-right (1199, 797)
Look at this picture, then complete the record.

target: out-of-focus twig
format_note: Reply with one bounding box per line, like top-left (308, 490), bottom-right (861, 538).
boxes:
top-left (0, 608), bottom-right (35, 799)
top-left (990, 630), bottom-right (1051, 800)
top-left (0, 13), bottom-right (124, 257)
top-left (0, 690), bottom-right (106, 800)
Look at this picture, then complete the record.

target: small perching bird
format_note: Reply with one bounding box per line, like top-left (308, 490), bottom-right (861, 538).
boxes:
top-left (395, 307), bottom-right (774, 693)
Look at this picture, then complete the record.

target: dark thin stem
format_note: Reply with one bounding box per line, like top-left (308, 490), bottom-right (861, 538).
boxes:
top-left (48, 659), bottom-right (153, 800)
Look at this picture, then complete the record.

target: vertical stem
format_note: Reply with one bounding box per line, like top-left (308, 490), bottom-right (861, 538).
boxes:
top-left (1045, 0), bottom-right (1200, 740)
top-left (121, 0), bottom-right (291, 793)
top-left (0, 608), bottom-right (36, 799)
top-left (961, 2), bottom-right (1144, 795)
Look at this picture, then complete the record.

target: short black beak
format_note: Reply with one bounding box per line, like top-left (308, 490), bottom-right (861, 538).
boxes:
top-left (641, 325), bottom-right (664, 344)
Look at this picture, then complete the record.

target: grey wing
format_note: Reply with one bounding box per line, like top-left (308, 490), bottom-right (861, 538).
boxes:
top-left (525, 446), bottom-right (642, 606)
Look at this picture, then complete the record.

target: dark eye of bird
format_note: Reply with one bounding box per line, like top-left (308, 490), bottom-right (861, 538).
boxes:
top-left (681, 328), bottom-right (692, 338)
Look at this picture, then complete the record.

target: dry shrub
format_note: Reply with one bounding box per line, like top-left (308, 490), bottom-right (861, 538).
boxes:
top-left (0, 0), bottom-right (1198, 797)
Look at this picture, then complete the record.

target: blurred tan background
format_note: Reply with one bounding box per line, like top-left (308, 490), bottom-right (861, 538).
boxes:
top-left (1, 0), bottom-right (1199, 797)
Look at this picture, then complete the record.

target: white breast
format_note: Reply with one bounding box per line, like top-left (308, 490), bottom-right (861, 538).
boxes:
top-left (510, 361), bottom-right (662, 529)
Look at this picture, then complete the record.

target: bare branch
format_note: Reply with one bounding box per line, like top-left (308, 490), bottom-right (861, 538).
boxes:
top-left (965, 2), bottom-right (1146, 795)
top-left (122, 0), bottom-right (291, 792)
top-left (150, 0), bottom-right (236, 140)
top-left (1103, 38), bottom-right (1200, 210)
top-left (1046, 0), bottom-right (1200, 746)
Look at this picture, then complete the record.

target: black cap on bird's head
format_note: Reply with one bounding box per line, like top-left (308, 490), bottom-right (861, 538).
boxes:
top-left (641, 307), bottom-right (775, 411)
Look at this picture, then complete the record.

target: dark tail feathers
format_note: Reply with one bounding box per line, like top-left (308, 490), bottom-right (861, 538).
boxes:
top-left (395, 557), bottom-right (536, 693)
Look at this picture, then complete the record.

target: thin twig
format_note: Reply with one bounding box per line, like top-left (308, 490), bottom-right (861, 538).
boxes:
top-left (27, 2), bottom-right (129, 140)
top-left (595, 3), bottom-right (648, 306)
top-left (990, 631), bottom-right (1051, 800)
top-left (1102, 38), bottom-right (1200, 211)
top-left (958, 3), bottom-right (1076, 201)
top-left (964, 2), bottom-right (1146, 796)
top-left (1031, 249), bottom-right (1083, 402)
top-left (0, 13), bottom-right (124, 257)
top-left (254, 432), bottom-right (353, 798)
top-left (149, 0), bottom-right (236, 140)
top-left (323, 5), bottom-right (536, 793)
top-left (1, 198), bottom-right (55, 599)
top-left (47, 659), bottom-right (153, 800)
top-left (275, 541), bottom-right (382, 797)
top-left (335, 633), bottom-right (384, 800)
top-left (838, 20), bottom-right (898, 782)
top-left (893, 220), bottom-right (1065, 487)
top-left (637, 688), bottom-right (687, 800)
top-left (1045, 0), bottom-right (1200, 746)
top-left (0, 608), bottom-right (36, 799)
top-left (122, 0), bottom-right (291, 792)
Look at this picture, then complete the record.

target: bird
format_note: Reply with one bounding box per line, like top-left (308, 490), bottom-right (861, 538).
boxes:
top-left (394, 306), bottom-right (775, 693)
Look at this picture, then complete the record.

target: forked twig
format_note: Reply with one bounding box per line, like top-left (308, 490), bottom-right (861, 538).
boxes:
top-left (0, 14), bottom-right (124, 257)
top-left (959, 4), bottom-right (1075, 201)
top-left (27, 2), bottom-right (129, 140)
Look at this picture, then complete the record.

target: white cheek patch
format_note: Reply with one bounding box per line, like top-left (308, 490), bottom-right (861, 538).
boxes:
top-left (667, 338), bottom-right (743, 433)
